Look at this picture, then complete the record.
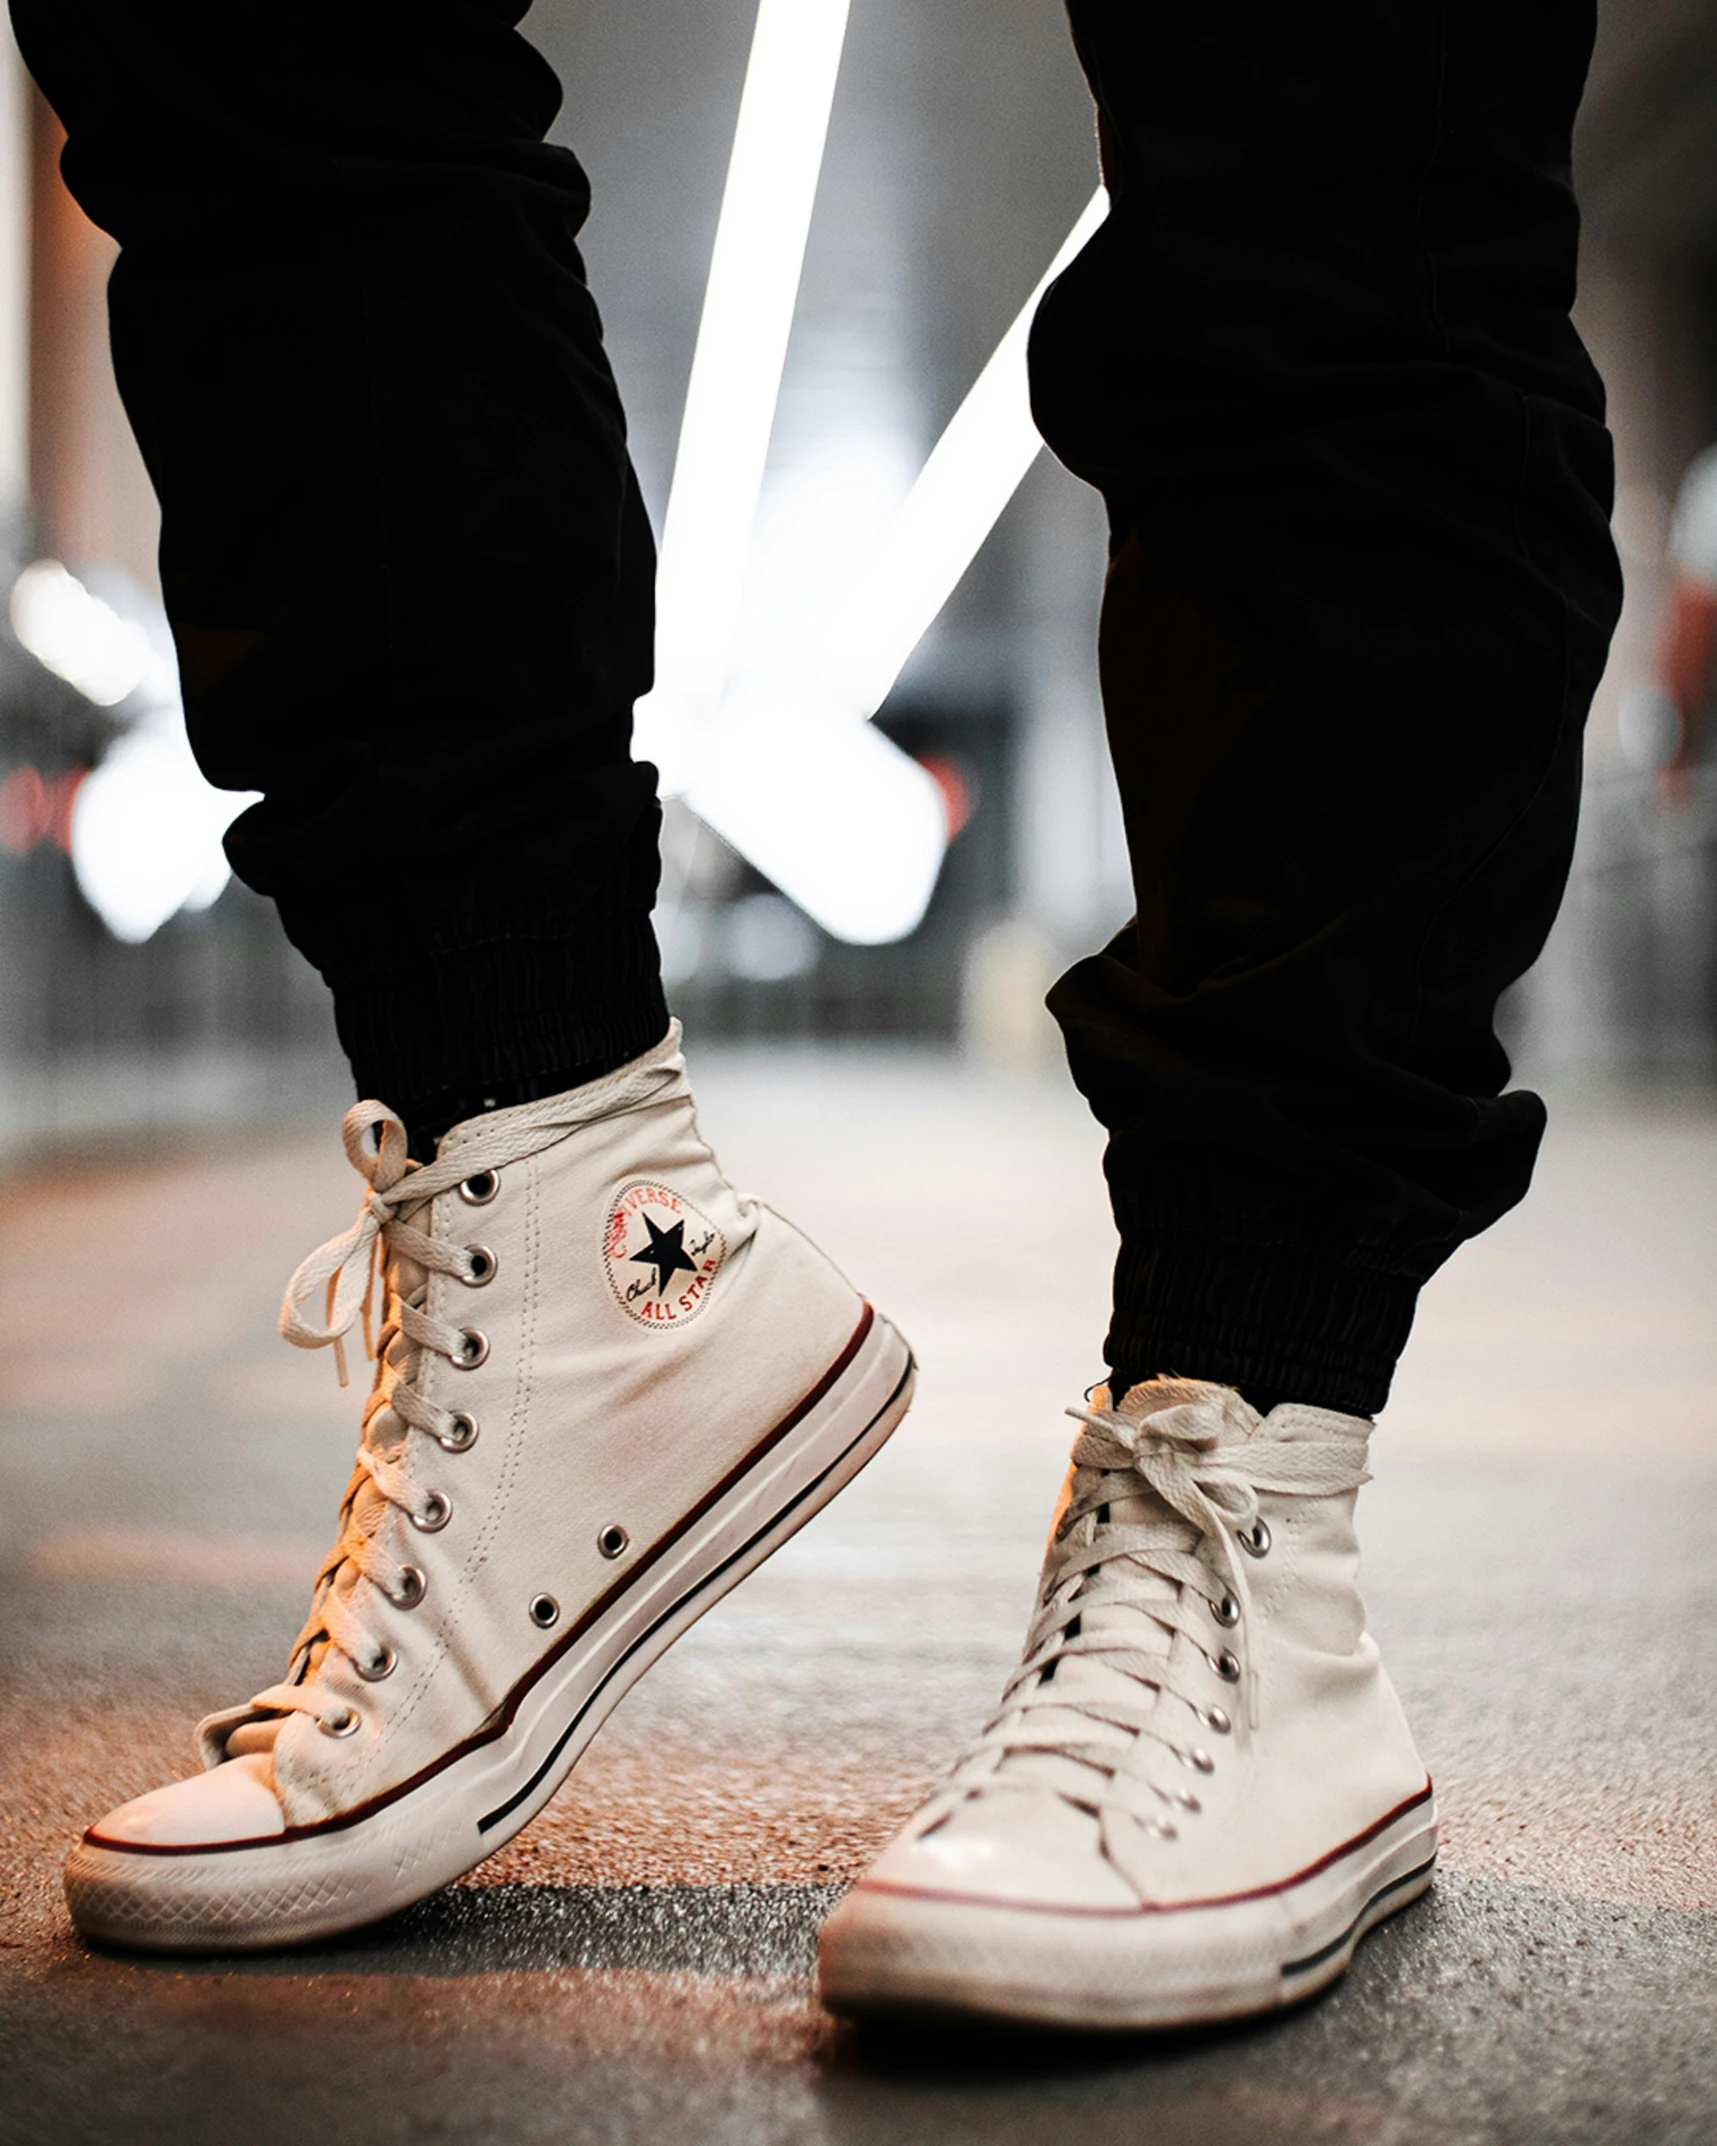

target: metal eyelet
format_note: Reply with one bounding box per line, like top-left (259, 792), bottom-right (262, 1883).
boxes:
top-left (1237, 1518), bottom-right (1272, 1559)
top-left (597, 1524), bottom-right (629, 1560)
top-left (1200, 1704), bottom-right (1233, 1735)
top-left (459, 1170), bottom-right (500, 1206)
top-left (1185, 1747), bottom-right (1216, 1775)
top-left (1144, 1818), bottom-right (1179, 1841)
top-left (460, 1245), bottom-right (498, 1288)
top-left (453, 1329), bottom-right (489, 1369)
top-left (412, 1491), bottom-right (452, 1533)
top-left (1171, 1788), bottom-right (1202, 1812)
top-left (530, 1593), bottom-right (560, 1629)
top-left (437, 1412), bottom-right (479, 1454)
top-left (1213, 1592), bottom-right (1241, 1628)
top-left (1214, 1648), bottom-right (1241, 1683)
top-left (387, 1565), bottom-right (427, 1609)
top-left (320, 1705), bottom-right (361, 1738)
top-left (357, 1645), bottom-right (396, 1682)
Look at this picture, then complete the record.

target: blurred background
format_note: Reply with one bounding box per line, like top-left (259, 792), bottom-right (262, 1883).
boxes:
top-left (1, 0), bottom-right (1715, 1155)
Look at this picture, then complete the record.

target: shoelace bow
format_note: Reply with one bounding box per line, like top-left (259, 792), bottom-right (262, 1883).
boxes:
top-left (925, 1389), bottom-right (1370, 1890)
top-left (226, 1051), bottom-right (683, 1742)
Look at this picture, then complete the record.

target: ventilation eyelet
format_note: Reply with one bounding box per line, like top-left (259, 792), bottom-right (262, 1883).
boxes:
top-left (459, 1170), bottom-right (500, 1206)
top-left (597, 1524), bottom-right (630, 1560)
top-left (530, 1594), bottom-right (560, 1629)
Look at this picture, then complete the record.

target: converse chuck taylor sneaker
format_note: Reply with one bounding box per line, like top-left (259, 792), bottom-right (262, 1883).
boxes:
top-left (65, 1025), bottom-right (914, 1951)
top-left (819, 1378), bottom-right (1434, 2029)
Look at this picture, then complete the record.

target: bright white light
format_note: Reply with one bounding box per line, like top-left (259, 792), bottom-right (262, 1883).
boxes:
top-left (9, 557), bottom-right (257, 941)
top-left (679, 191), bottom-right (1106, 944)
top-left (9, 558), bottom-right (172, 707)
top-left (816, 188), bottom-right (1108, 719)
top-left (729, 421), bottom-right (918, 689)
top-left (726, 891), bottom-right (819, 980)
top-left (635, 15), bottom-right (1105, 951)
top-left (69, 708), bottom-right (256, 943)
top-left (687, 688), bottom-right (946, 944)
top-left (639, 0), bottom-right (853, 784)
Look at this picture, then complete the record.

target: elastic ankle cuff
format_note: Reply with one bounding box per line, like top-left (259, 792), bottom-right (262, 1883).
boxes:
top-left (1107, 1234), bottom-right (1422, 1419)
top-left (328, 907), bottom-right (668, 1109)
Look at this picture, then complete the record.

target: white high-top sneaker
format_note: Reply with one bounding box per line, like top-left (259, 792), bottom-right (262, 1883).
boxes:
top-left (66, 1024), bottom-right (914, 1951)
top-left (819, 1378), bottom-right (1434, 2029)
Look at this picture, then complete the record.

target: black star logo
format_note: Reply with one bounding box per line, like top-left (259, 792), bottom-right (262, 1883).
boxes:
top-left (628, 1213), bottom-right (700, 1296)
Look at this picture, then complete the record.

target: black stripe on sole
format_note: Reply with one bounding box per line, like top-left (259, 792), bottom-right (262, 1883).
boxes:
top-left (476, 1355), bottom-right (914, 1835)
top-left (1280, 1854), bottom-right (1438, 1978)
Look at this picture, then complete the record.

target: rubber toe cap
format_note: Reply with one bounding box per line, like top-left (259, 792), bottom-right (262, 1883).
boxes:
top-left (84, 1753), bottom-right (286, 1849)
top-left (856, 1792), bottom-right (1139, 1911)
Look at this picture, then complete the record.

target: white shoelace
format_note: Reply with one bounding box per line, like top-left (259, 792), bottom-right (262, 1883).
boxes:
top-left (216, 1043), bottom-right (685, 1750)
top-left (919, 1386), bottom-right (1370, 1893)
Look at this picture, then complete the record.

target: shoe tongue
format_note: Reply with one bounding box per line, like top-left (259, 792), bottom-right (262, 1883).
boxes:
top-left (226, 1716), bottom-right (284, 1757)
top-left (1115, 1377), bottom-right (1369, 1451)
top-left (1114, 1374), bottom-right (1257, 1431)
top-left (388, 1225), bottom-right (430, 1307)
top-left (219, 1209), bottom-right (437, 1753)
top-left (1049, 1499), bottom-right (1183, 1700)
top-left (1254, 1398), bottom-right (1372, 1444)
top-left (996, 1378), bottom-right (1255, 1786)
top-left (1089, 1373), bottom-right (1254, 1592)
top-left (286, 1258), bottom-right (427, 1695)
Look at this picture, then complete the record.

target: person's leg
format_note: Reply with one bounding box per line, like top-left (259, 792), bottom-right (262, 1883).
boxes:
top-left (1038, 0), bottom-right (1621, 1417)
top-left (20, 2), bottom-right (917, 1952)
top-left (821, 0), bottom-right (1619, 2028)
top-left (12, 0), bottom-right (666, 1145)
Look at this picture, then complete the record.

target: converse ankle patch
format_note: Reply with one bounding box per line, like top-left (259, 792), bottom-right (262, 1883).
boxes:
top-left (602, 1181), bottom-right (727, 1326)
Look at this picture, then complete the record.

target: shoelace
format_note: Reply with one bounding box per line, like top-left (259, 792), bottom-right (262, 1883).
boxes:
top-left (922, 1388), bottom-right (1370, 1892)
top-left (219, 1045), bottom-right (685, 1746)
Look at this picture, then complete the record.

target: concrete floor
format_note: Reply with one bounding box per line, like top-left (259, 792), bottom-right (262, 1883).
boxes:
top-left (1, 1052), bottom-right (1714, 2144)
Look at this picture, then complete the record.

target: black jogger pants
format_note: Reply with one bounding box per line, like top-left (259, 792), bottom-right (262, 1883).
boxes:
top-left (12, 0), bottom-right (1622, 1415)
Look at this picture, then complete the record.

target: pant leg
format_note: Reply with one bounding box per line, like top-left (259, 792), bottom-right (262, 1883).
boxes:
top-left (11, 0), bottom-right (666, 1111)
top-left (1031, 0), bottom-right (1622, 1416)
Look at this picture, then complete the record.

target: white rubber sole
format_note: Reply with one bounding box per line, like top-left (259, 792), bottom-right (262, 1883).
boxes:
top-left (65, 1309), bottom-right (915, 1954)
top-left (818, 1790), bottom-right (1438, 2030)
